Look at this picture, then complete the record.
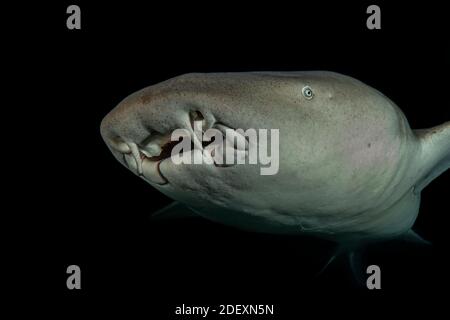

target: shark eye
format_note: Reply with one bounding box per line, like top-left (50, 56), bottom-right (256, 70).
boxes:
top-left (302, 86), bottom-right (314, 99)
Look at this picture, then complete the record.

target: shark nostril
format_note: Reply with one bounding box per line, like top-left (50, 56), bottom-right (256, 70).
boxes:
top-left (139, 134), bottom-right (171, 158)
top-left (190, 110), bottom-right (208, 150)
top-left (140, 145), bottom-right (161, 158)
top-left (123, 153), bottom-right (138, 171)
top-left (146, 139), bottom-right (181, 162)
top-left (189, 110), bottom-right (205, 131)
top-left (109, 136), bottom-right (131, 154)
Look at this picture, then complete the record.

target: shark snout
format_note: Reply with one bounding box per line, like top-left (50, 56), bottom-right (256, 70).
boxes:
top-left (100, 116), bottom-right (171, 185)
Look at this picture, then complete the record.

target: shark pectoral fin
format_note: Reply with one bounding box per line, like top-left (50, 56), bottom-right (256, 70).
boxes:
top-left (314, 246), bottom-right (343, 277)
top-left (347, 250), bottom-right (368, 287)
top-left (414, 121), bottom-right (450, 192)
top-left (150, 202), bottom-right (199, 221)
top-left (314, 245), bottom-right (368, 287)
top-left (402, 229), bottom-right (431, 246)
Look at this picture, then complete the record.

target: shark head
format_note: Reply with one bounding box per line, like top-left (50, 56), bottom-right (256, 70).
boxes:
top-left (100, 71), bottom-right (449, 237)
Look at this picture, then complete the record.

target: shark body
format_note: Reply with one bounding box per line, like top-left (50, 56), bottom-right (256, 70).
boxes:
top-left (101, 71), bottom-right (449, 247)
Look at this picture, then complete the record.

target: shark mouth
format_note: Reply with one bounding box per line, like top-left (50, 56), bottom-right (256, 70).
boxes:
top-left (118, 111), bottom-right (248, 185)
top-left (122, 137), bottom-right (177, 186)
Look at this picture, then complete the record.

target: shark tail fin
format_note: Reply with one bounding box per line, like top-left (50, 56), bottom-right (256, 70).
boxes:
top-left (414, 121), bottom-right (450, 192)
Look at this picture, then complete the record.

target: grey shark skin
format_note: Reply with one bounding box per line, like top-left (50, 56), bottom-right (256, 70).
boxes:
top-left (101, 71), bottom-right (450, 247)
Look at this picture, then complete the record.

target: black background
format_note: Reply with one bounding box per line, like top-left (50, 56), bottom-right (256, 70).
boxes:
top-left (12, 1), bottom-right (449, 318)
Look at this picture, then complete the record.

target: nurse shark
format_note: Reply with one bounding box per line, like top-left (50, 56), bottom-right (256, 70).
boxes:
top-left (100, 71), bottom-right (449, 271)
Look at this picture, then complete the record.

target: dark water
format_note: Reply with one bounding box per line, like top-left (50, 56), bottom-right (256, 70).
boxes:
top-left (13, 1), bottom-right (449, 318)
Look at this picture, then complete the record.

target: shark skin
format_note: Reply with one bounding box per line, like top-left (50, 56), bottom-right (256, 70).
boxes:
top-left (100, 72), bottom-right (449, 251)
